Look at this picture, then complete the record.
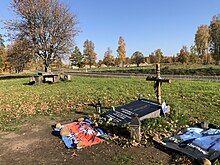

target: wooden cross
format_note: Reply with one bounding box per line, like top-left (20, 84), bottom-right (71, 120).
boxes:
top-left (146, 63), bottom-right (171, 104)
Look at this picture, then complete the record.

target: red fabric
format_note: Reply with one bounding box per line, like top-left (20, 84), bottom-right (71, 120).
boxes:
top-left (64, 122), bottom-right (102, 148)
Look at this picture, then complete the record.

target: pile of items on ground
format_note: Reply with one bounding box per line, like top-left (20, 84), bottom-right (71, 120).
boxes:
top-left (154, 122), bottom-right (220, 164)
top-left (53, 118), bottom-right (109, 149)
top-left (53, 116), bottom-right (220, 164)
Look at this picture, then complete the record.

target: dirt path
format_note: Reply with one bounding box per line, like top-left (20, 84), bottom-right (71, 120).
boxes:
top-left (0, 117), bottom-right (171, 165)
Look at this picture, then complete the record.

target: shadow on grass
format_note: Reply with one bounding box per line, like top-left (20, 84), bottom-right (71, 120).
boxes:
top-left (23, 82), bottom-right (32, 85)
top-left (0, 75), bottom-right (33, 80)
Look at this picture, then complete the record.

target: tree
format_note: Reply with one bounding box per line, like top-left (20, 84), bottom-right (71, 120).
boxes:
top-left (189, 45), bottom-right (200, 64)
top-left (155, 49), bottom-right (163, 63)
top-left (97, 60), bottom-right (103, 68)
top-left (0, 34), bottom-right (5, 48)
top-left (144, 57), bottom-right (149, 63)
top-left (117, 36), bottom-right (126, 67)
top-left (131, 51), bottom-right (144, 67)
top-left (163, 56), bottom-right (173, 63)
top-left (69, 46), bottom-right (84, 68)
top-left (6, 38), bottom-right (33, 73)
top-left (5, 0), bottom-right (79, 72)
top-left (172, 55), bottom-right (177, 63)
top-left (53, 56), bottom-right (63, 69)
top-left (149, 52), bottom-right (156, 63)
top-left (148, 49), bottom-right (163, 63)
top-left (114, 57), bottom-right (120, 67)
top-left (83, 40), bottom-right (97, 68)
top-left (210, 15), bottom-right (220, 65)
top-left (103, 48), bottom-right (114, 67)
top-left (0, 35), bottom-right (6, 71)
top-left (0, 47), bottom-right (6, 71)
top-left (177, 46), bottom-right (190, 64)
top-left (125, 57), bottom-right (131, 67)
top-left (195, 25), bottom-right (210, 64)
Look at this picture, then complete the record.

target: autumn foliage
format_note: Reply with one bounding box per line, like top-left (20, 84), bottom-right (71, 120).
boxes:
top-left (6, 39), bottom-right (32, 73)
top-left (83, 40), bottom-right (97, 68)
top-left (117, 36), bottom-right (126, 67)
top-left (103, 48), bottom-right (115, 67)
top-left (5, 0), bottom-right (79, 72)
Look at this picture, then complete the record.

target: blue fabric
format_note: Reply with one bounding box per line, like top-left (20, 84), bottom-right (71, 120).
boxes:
top-left (180, 127), bottom-right (204, 141)
top-left (179, 127), bottom-right (220, 152)
top-left (193, 135), bottom-right (220, 151)
top-left (62, 136), bottom-right (78, 149)
top-left (95, 127), bottom-right (110, 139)
top-left (83, 118), bottom-right (93, 125)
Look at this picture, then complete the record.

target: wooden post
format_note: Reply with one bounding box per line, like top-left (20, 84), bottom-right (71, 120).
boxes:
top-left (146, 63), bottom-right (171, 104)
top-left (156, 63), bottom-right (161, 104)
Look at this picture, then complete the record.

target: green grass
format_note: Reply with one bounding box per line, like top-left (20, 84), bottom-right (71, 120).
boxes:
top-left (0, 75), bottom-right (219, 130)
top-left (111, 154), bottom-right (135, 164)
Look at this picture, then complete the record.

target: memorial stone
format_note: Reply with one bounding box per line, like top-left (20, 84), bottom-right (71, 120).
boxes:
top-left (105, 63), bottom-right (171, 124)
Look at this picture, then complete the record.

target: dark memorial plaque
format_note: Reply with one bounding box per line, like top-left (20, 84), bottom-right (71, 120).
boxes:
top-left (105, 98), bottom-right (161, 124)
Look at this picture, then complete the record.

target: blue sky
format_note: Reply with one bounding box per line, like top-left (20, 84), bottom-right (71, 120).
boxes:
top-left (0, 0), bottom-right (220, 60)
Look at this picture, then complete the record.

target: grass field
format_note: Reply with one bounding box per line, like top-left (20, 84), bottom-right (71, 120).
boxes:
top-left (0, 75), bottom-right (219, 130)
top-left (0, 74), bottom-right (220, 164)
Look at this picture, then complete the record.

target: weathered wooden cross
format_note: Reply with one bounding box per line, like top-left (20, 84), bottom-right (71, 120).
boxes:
top-left (146, 63), bottom-right (171, 104)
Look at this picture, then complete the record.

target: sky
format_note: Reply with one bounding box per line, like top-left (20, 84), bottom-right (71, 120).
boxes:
top-left (0, 0), bottom-right (220, 61)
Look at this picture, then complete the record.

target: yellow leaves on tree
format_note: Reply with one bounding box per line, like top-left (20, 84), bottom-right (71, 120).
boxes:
top-left (117, 36), bottom-right (126, 67)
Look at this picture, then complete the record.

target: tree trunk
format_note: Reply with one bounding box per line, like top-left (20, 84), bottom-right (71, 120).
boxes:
top-left (44, 66), bottom-right (48, 72)
top-left (44, 59), bottom-right (50, 72)
top-left (44, 66), bottom-right (51, 72)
